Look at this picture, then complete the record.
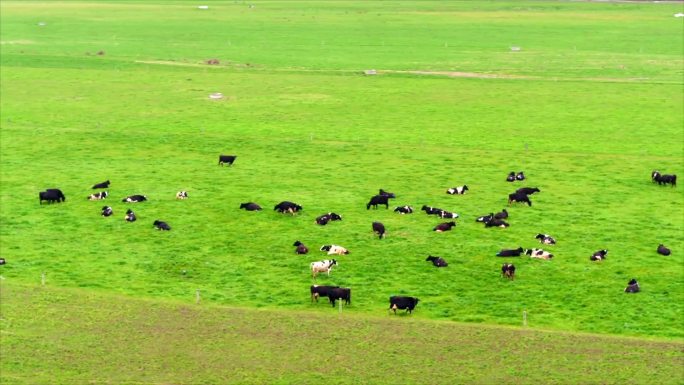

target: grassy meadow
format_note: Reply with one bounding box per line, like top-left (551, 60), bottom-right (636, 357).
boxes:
top-left (1, 1), bottom-right (683, 383)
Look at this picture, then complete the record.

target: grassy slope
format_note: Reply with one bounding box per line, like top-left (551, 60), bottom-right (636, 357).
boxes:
top-left (0, 0), bottom-right (683, 351)
top-left (2, 282), bottom-right (683, 385)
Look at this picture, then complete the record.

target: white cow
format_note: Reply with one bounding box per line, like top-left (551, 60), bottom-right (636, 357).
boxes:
top-left (310, 259), bottom-right (338, 278)
top-left (525, 248), bottom-right (553, 260)
top-left (320, 245), bottom-right (349, 255)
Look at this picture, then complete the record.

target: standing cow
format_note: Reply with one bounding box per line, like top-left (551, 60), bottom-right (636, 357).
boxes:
top-left (389, 296), bottom-right (420, 314)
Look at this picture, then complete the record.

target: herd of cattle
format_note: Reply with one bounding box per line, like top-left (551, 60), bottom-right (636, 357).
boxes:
top-left (36, 159), bottom-right (677, 315)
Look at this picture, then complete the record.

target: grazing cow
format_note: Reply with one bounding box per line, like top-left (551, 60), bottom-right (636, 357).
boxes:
top-left (389, 296), bottom-right (419, 315)
top-left (39, 189), bottom-right (66, 205)
top-left (590, 249), bottom-right (608, 261)
top-left (310, 259), bottom-right (337, 278)
top-left (624, 278), bottom-right (640, 293)
top-left (421, 205), bottom-right (444, 215)
top-left (535, 233), bottom-right (556, 245)
top-left (315, 212), bottom-right (342, 225)
top-left (92, 180), bottom-right (110, 189)
top-left (525, 248), bottom-right (553, 260)
top-left (516, 187), bottom-right (540, 195)
top-left (496, 247), bottom-right (524, 257)
top-left (101, 206), bottom-right (113, 217)
top-left (476, 213), bottom-right (494, 223)
top-left (372, 221), bottom-right (386, 239)
top-left (506, 172), bottom-right (516, 182)
top-left (379, 189), bottom-right (396, 198)
top-left (446, 185), bottom-right (468, 195)
top-left (122, 195), bottom-right (147, 203)
top-left (328, 287), bottom-right (351, 307)
top-left (310, 285), bottom-right (338, 302)
top-left (367, 195), bottom-right (390, 210)
top-left (274, 201), bottom-right (302, 215)
top-left (484, 218), bottom-right (509, 228)
top-left (176, 191), bottom-right (188, 199)
top-left (320, 245), bottom-right (349, 255)
top-left (433, 221), bottom-right (456, 232)
top-left (516, 172), bottom-right (525, 181)
top-left (153, 220), bottom-right (171, 231)
top-left (425, 255), bottom-right (448, 267)
top-left (493, 209), bottom-right (508, 220)
top-left (438, 210), bottom-right (459, 219)
top-left (394, 205), bottom-right (414, 214)
top-left (240, 202), bottom-right (262, 211)
top-left (501, 263), bottom-right (516, 279)
top-left (657, 244), bottom-right (671, 256)
top-left (218, 155), bottom-right (237, 166)
top-left (508, 192), bottom-right (532, 206)
top-left (88, 191), bottom-right (108, 200)
top-left (125, 209), bottom-right (136, 222)
top-left (652, 171), bottom-right (677, 187)
top-left (293, 241), bottom-right (309, 254)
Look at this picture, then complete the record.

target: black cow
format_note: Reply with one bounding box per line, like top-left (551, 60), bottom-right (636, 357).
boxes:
top-left (367, 195), bottom-right (389, 210)
top-left (310, 285), bottom-right (339, 302)
top-left (122, 195), bottom-right (147, 203)
top-left (433, 221), bottom-right (456, 232)
top-left (87, 191), bottom-right (108, 200)
top-left (516, 172), bottom-right (525, 181)
top-left (422, 205), bottom-right (444, 215)
top-left (274, 201), bottom-right (302, 214)
top-left (485, 218), bottom-right (509, 228)
top-left (493, 209), bottom-right (508, 220)
top-left (372, 221), bottom-right (386, 239)
top-left (316, 212), bottom-right (342, 225)
top-left (394, 205), bottom-right (413, 214)
top-left (218, 155), bottom-right (237, 166)
top-left (426, 255), bottom-right (448, 267)
top-left (240, 202), bottom-right (262, 211)
top-left (516, 187), bottom-right (540, 195)
top-left (446, 185), bottom-right (468, 195)
top-left (39, 189), bottom-right (66, 205)
top-left (294, 241), bottom-right (309, 254)
top-left (389, 296), bottom-right (420, 314)
top-left (535, 233), bottom-right (556, 245)
top-left (379, 189), bottom-right (396, 198)
top-left (501, 263), bottom-right (516, 279)
top-left (328, 287), bottom-right (351, 307)
top-left (125, 209), bottom-right (136, 222)
top-left (506, 172), bottom-right (516, 182)
top-left (92, 180), bottom-right (110, 189)
top-left (652, 171), bottom-right (676, 187)
top-left (153, 220), bottom-right (171, 231)
top-left (590, 249), bottom-right (608, 261)
top-left (508, 192), bottom-right (532, 206)
top-left (476, 213), bottom-right (494, 223)
top-left (657, 244), bottom-right (671, 256)
top-left (101, 206), bottom-right (113, 217)
top-left (624, 278), bottom-right (640, 293)
top-left (496, 247), bottom-right (524, 257)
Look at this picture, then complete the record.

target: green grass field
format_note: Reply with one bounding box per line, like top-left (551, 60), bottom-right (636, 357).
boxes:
top-left (1, 1), bottom-right (683, 383)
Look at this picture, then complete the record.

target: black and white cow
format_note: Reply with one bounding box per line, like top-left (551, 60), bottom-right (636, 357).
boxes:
top-left (590, 249), bottom-right (608, 261)
top-left (506, 172), bottom-right (516, 182)
top-left (122, 195), bottom-right (147, 203)
top-left (315, 212), bottom-right (342, 225)
top-left (516, 187), bottom-right (540, 195)
top-left (379, 189), bottom-right (396, 198)
top-left (394, 205), bottom-right (414, 214)
top-left (176, 191), bottom-right (188, 199)
top-left (274, 201), bottom-right (302, 214)
top-left (426, 255), bottom-right (448, 267)
top-left (293, 241), bottom-right (309, 254)
top-left (39, 189), bottom-right (66, 205)
top-left (433, 221), bottom-right (456, 232)
top-left (310, 285), bottom-right (339, 302)
top-left (496, 247), bottom-right (524, 257)
top-left (218, 155), bottom-right (237, 166)
top-left (88, 191), bottom-right (108, 200)
top-left (484, 218), bottom-right (509, 228)
top-left (372, 221), bottom-right (386, 239)
top-left (657, 244), bottom-right (671, 256)
top-left (101, 206), bottom-right (113, 217)
top-left (153, 220), bottom-right (171, 231)
top-left (516, 172), bottom-right (525, 181)
top-left (125, 209), bottom-right (136, 222)
top-left (535, 234), bottom-right (556, 245)
top-left (476, 213), bottom-right (494, 223)
top-left (438, 210), bottom-right (459, 219)
top-left (310, 259), bottom-right (337, 278)
top-left (240, 202), bottom-right (262, 211)
top-left (493, 209), bottom-right (508, 220)
top-left (652, 171), bottom-right (676, 187)
top-left (501, 263), bottom-right (516, 279)
top-left (624, 278), bottom-right (640, 293)
top-left (92, 180), bottom-right (110, 189)
top-left (526, 248), bottom-right (553, 259)
top-left (0, 258), bottom-right (5, 265)
top-left (320, 245), bottom-right (349, 255)
top-left (422, 205), bottom-right (444, 215)
top-left (508, 192), bottom-right (532, 206)
top-left (328, 287), bottom-right (351, 307)
top-left (446, 185), bottom-right (468, 195)
top-left (367, 195), bottom-right (390, 210)
top-left (389, 296), bottom-right (419, 314)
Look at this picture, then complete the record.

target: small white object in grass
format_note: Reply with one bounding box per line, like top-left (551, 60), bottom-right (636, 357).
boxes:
top-left (209, 92), bottom-right (224, 99)
top-left (675, 13), bottom-right (684, 18)
top-left (510, 46), bottom-right (521, 52)
top-left (38, 22), bottom-right (46, 26)
top-left (198, 5), bottom-right (209, 10)
top-left (364, 69), bottom-right (377, 75)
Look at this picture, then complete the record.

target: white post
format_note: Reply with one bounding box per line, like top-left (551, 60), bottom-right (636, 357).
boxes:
top-left (523, 310), bottom-right (527, 327)
top-left (41, 272), bottom-right (46, 286)
top-left (196, 289), bottom-right (201, 304)
top-left (338, 299), bottom-right (342, 314)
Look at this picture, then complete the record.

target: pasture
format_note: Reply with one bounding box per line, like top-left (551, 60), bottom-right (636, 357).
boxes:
top-left (1, 0), bottom-right (683, 383)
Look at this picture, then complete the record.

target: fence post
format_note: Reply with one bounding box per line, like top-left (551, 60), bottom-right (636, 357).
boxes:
top-left (196, 289), bottom-right (201, 304)
top-left (523, 310), bottom-right (528, 327)
top-left (41, 272), bottom-right (46, 286)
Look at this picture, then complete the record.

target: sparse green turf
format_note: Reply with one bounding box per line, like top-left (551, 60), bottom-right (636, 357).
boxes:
top-left (1, 1), bottom-right (683, 383)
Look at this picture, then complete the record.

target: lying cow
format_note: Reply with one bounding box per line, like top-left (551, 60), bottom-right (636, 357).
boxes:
top-left (125, 209), bottom-right (136, 222)
top-left (652, 171), bottom-right (676, 187)
top-left (320, 245), bottom-right (349, 255)
top-left (433, 221), bottom-right (456, 232)
top-left (122, 195), bottom-right (147, 203)
top-left (506, 172), bottom-right (516, 182)
top-left (484, 218), bottom-right (509, 228)
top-left (590, 249), bottom-right (608, 261)
top-left (39, 189), bottom-right (66, 205)
top-left (426, 255), bottom-right (448, 267)
top-left (535, 233), bottom-right (556, 245)
top-left (372, 222), bottom-right (386, 239)
top-left (315, 212), bottom-right (342, 225)
top-left (394, 205), bottom-right (414, 214)
top-left (516, 172), bottom-right (525, 181)
top-left (293, 241), bottom-right (309, 254)
top-left (274, 201), bottom-right (302, 214)
top-left (240, 202), bottom-right (262, 211)
top-left (624, 278), bottom-right (640, 293)
top-left (91, 180), bottom-right (110, 189)
top-left (176, 191), bottom-right (188, 199)
top-left (218, 155), bottom-right (237, 166)
top-left (438, 210), bottom-right (459, 219)
top-left (310, 285), bottom-right (338, 302)
top-left (657, 244), bottom-right (671, 256)
top-left (494, 209), bottom-right (508, 220)
top-left (328, 287), bottom-right (351, 307)
top-left (88, 191), bottom-right (108, 200)
top-left (389, 296), bottom-right (419, 315)
top-left (153, 220), bottom-right (171, 231)
top-left (446, 185), bottom-right (468, 195)
top-left (367, 195), bottom-right (390, 209)
top-left (496, 247), bottom-right (524, 257)
top-left (310, 259), bottom-right (337, 278)
top-left (501, 263), bottom-right (515, 279)
top-left (476, 213), bottom-right (494, 223)
top-left (101, 206), bottom-right (113, 217)
top-left (526, 248), bottom-right (553, 260)
top-left (422, 205), bottom-right (444, 215)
